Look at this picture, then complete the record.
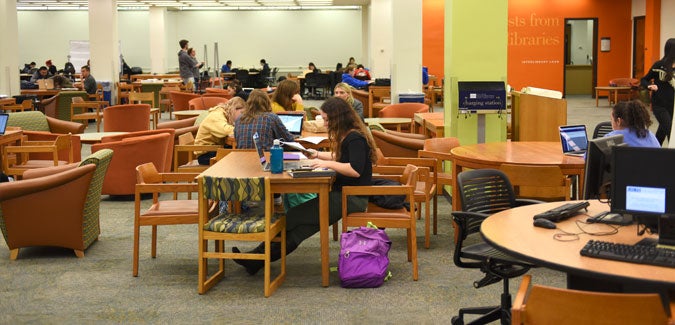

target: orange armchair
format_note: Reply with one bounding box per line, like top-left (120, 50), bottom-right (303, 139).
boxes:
top-left (103, 104), bottom-right (151, 132)
top-left (156, 116), bottom-right (200, 140)
top-left (188, 96), bottom-right (228, 110)
top-left (169, 91), bottom-right (200, 113)
top-left (371, 129), bottom-right (425, 158)
top-left (92, 130), bottom-right (174, 196)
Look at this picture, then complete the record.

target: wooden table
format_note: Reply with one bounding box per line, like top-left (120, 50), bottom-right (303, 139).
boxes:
top-left (20, 89), bottom-right (60, 99)
top-left (364, 117), bottom-right (412, 132)
top-left (413, 112), bottom-right (443, 134)
top-left (424, 118), bottom-right (445, 137)
top-left (79, 131), bottom-right (128, 144)
top-left (594, 86), bottom-right (632, 107)
top-left (173, 110), bottom-right (204, 120)
top-left (450, 141), bottom-right (585, 209)
top-left (199, 151), bottom-right (333, 287)
top-left (482, 200), bottom-right (675, 290)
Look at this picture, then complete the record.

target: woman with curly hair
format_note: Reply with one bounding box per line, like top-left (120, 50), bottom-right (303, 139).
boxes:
top-left (606, 100), bottom-right (660, 148)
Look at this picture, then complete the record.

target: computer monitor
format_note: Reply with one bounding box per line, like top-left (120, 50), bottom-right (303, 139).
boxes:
top-left (582, 134), bottom-right (624, 200)
top-left (610, 146), bottom-right (675, 232)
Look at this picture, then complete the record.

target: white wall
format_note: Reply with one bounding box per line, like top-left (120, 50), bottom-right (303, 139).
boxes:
top-left (662, 0), bottom-right (675, 57)
top-left (569, 20), bottom-right (593, 65)
top-left (18, 9), bottom-right (362, 74)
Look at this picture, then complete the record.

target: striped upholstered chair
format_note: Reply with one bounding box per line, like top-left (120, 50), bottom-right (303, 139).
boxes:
top-left (198, 176), bottom-right (286, 297)
top-left (0, 149), bottom-right (113, 259)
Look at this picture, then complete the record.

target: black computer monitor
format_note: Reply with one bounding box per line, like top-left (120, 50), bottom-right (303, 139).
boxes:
top-left (610, 146), bottom-right (675, 232)
top-left (582, 134), bottom-right (624, 200)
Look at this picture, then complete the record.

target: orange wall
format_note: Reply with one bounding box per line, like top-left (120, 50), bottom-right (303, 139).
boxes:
top-left (422, 0), bottom-right (633, 92)
top-left (422, 0), bottom-right (444, 81)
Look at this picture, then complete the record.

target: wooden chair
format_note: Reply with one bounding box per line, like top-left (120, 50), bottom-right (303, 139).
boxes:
top-left (70, 97), bottom-right (105, 132)
top-left (2, 134), bottom-right (74, 179)
top-left (173, 132), bottom-right (221, 173)
top-left (0, 98), bottom-right (31, 112)
top-left (116, 82), bottom-right (133, 104)
top-left (418, 136), bottom-right (461, 195)
top-left (374, 157), bottom-right (437, 249)
top-left (159, 85), bottom-right (180, 115)
top-left (128, 92), bottom-right (158, 129)
top-left (342, 164), bottom-right (419, 280)
top-left (133, 162), bottom-right (202, 277)
top-left (198, 175), bottom-right (286, 297)
top-left (499, 163), bottom-right (571, 201)
top-left (368, 86), bottom-right (391, 118)
top-left (512, 275), bottom-right (669, 325)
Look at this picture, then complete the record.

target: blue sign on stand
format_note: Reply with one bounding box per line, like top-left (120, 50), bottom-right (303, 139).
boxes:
top-left (458, 81), bottom-right (506, 111)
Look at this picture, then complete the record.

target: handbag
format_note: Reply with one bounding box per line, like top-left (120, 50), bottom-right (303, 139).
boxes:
top-left (338, 222), bottom-right (392, 288)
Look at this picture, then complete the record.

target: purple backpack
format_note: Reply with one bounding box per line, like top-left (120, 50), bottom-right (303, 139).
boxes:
top-left (338, 224), bottom-right (391, 288)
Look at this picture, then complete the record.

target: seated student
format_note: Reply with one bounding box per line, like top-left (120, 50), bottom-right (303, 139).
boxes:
top-left (45, 60), bottom-right (57, 76)
top-left (221, 60), bottom-right (232, 73)
top-left (194, 97), bottom-right (245, 165)
top-left (30, 66), bottom-right (51, 83)
top-left (81, 65), bottom-right (97, 95)
top-left (353, 64), bottom-right (371, 81)
top-left (225, 79), bottom-right (249, 101)
top-left (231, 97), bottom-right (375, 275)
top-left (334, 82), bottom-right (364, 120)
top-left (271, 79), bottom-right (304, 113)
top-left (234, 89), bottom-right (295, 151)
top-left (341, 66), bottom-right (373, 90)
top-left (605, 100), bottom-right (660, 148)
top-left (52, 75), bottom-right (73, 89)
top-left (302, 62), bottom-right (320, 77)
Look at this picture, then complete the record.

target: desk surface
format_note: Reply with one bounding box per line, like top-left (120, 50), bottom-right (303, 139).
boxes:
top-left (481, 200), bottom-right (675, 287)
top-left (79, 132), bottom-right (128, 144)
top-left (199, 151), bottom-right (333, 286)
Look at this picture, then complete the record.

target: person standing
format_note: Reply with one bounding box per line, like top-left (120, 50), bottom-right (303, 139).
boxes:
top-left (188, 47), bottom-right (205, 91)
top-left (81, 65), bottom-right (97, 95)
top-left (178, 39), bottom-right (194, 87)
top-left (641, 38), bottom-right (675, 145)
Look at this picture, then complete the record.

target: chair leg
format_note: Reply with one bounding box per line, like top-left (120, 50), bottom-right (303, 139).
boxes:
top-left (151, 225), bottom-right (157, 258)
top-left (332, 222), bottom-right (338, 241)
top-left (9, 248), bottom-right (18, 260)
top-left (433, 194), bottom-right (438, 235)
top-left (424, 199), bottom-right (430, 249)
top-left (133, 223), bottom-right (140, 277)
top-left (74, 250), bottom-right (84, 258)
top-left (409, 225), bottom-right (418, 281)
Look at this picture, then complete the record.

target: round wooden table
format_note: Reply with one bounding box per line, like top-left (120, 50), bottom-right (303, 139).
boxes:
top-left (450, 141), bottom-right (585, 209)
top-left (173, 110), bottom-right (205, 120)
top-left (79, 132), bottom-right (128, 144)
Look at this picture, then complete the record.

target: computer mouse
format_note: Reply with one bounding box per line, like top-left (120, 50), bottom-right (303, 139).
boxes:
top-left (533, 218), bottom-right (557, 229)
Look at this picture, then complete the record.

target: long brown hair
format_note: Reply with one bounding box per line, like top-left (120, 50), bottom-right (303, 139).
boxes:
top-left (240, 89), bottom-right (271, 124)
top-left (271, 79), bottom-right (299, 111)
top-left (320, 97), bottom-right (377, 164)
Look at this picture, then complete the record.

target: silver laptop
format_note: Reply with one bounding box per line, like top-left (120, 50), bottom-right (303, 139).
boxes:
top-left (253, 132), bottom-right (306, 172)
top-left (559, 125), bottom-right (589, 157)
top-left (37, 78), bottom-right (54, 90)
top-left (277, 113), bottom-right (304, 138)
top-left (0, 113), bottom-right (8, 135)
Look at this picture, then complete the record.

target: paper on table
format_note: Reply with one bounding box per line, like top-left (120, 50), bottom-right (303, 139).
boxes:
top-left (297, 136), bottom-right (327, 144)
top-left (283, 141), bottom-right (309, 152)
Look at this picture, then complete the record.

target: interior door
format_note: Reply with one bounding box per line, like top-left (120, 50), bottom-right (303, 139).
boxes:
top-left (633, 16), bottom-right (645, 78)
top-left (563, 18), bottom-right (598, 96)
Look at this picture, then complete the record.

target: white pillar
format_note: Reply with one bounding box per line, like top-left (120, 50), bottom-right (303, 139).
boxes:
top-left (0, 0), bottom-right (20, 97)
top-left (391, 0), bottom-right (423, 103)
top-left (149, 7), bottom-right (167, 74)
top-left (368, 0), bottom-right (392, 79)
top-left (89, 0), bottom-right (119, 102)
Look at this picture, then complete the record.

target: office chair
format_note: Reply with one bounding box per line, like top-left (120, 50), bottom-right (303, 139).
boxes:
top-left (451, 169), bottom-right (540, 325)
top-left (592, 121), bottom-right (613, 139)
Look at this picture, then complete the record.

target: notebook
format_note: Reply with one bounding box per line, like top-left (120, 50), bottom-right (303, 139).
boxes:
top-left (278, 114), bottom-right (304, 138)
top-left (253, 132), bottom-right (306, 172)
top-left (37, 78), bottom-right (54, 90)
top-left (559, 125), bottom-right (588, 157)
top-left (0, 113), bottom-right (8, 135)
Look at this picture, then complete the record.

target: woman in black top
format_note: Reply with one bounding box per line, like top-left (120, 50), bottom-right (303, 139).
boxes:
top-left (232, 97), bottom-right (376, 275)
top-left (641, 38), bottom-right (675, 144)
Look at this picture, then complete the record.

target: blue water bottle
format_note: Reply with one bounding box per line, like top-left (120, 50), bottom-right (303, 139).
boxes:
top-left (270, 139), bottom-right (283, 174)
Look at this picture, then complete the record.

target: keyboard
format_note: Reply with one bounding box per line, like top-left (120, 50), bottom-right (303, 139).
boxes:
top-left (580, 239), bottom-right (675, 268)
top-left (533, 201), bottom-right (590, 222)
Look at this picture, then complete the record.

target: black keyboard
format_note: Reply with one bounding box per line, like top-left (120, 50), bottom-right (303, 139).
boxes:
top-left (533, 201), bottom-right (590, 222)
top-left (580, 239), bottom-right (675, 268)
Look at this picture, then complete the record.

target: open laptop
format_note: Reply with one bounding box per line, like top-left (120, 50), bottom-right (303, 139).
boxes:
top-left (559, 125), bottom-right (589, 157)
top-left (37, 78), bottom-right (54, 90)
top-left (253, 132), bottom-right (306, 172)
top-left (278, 114), bottom-right (304, 138)
top-left (0, 113), bottom-right (8, 135)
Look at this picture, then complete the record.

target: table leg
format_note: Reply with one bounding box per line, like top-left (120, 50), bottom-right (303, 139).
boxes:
top-left (595, 89), bottom-right (600, 107)
top-left (319, 183), bottom-right (330, 287)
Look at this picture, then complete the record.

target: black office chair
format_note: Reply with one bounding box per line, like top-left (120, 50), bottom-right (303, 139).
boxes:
top-left (451, 169), bottom-right (541, 325)
top-left (235, 69), bottom-right (250, 88)
top-left (592, 121), bottom-right (613, 139)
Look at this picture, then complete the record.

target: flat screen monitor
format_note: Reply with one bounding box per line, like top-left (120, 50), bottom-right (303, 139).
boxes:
top-left (610, 146), bottom-right (675, 231)
top-left (582, 134), bottom-right (624, 200)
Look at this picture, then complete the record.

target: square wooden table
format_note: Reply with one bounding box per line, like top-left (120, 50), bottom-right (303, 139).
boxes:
top-left (594, 86), bottom-right (632, 107)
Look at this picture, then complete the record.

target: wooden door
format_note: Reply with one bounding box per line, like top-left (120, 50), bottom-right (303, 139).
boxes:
top-left (633, 16), bottom-right (645, 78)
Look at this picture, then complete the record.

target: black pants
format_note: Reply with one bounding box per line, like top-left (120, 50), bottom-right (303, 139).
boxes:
top-left (197, 151), bottom-right (216, 165)
top-left (652, 105), bottom-right (672, 145)
top-left (284, 191), bottom-right (367, 249)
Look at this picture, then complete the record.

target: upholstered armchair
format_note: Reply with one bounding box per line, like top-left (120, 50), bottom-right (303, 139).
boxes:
top-left (371, 129), bottom-right (426, 158)
top-left (188, 96), bottom-right (228, 110)
top-left (0, 149), bottom-right (113, 259)
top-left (92, 129), bottom-right (174, 196)
top-left (156, 116), bottom-right (200, 140)
top-left (102, 104), bottom-right (151, 132)
top-left (6, 111), bottom-right (84, 161)
top-left (169, 91), bottom-right (200, 114)
top-left (40, 91), bottom-right (89, 122)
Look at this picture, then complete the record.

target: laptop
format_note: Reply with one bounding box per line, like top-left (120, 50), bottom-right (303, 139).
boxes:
top-left (37, 78), bottom-right (54, 90)
top-left (253, 132), bottom-right (306, 172)
top-left (0, 113), bottom-right (8, 135)
top-left (278, 114), bottom-right (304, 138)
top-left (559, 125), bottom-right (589, 157)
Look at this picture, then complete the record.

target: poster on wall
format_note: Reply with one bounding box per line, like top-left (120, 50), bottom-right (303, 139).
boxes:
top-left (69, 40), bottom-right (122, 71)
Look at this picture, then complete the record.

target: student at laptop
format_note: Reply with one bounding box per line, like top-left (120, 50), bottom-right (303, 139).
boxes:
top-left (29, 66), bottom-right (50, 83)
top-left (271, 79), bottom-right (304, 113)
top-left (232, 97), bottom-right (375, 275)
top-left (234, 89), bottom-right (295, 151)
top-left (194, 97), bottom-right (245, 165)
top-left (81, 65), bottom-right (97, 95)
top-left (606, 100), bottom-right (660, 148)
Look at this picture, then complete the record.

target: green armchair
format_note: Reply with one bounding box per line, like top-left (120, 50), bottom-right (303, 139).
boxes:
top-left (0, 149), bottom-right (113, 259)
top-left (41, 91), bottom-right (89, 122)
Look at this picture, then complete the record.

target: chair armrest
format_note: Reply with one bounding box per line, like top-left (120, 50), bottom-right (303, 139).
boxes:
top-left (0, 164), bottom-right (95, 201)
top-left (135, 183), bottom-right (198, 195)
top-left (450, 211), bottom-right (489, 224)
top-left (157, 117), bottom-right (198, 129)
top-left (22, 163), bottom-right (79, 179)
top-left (342, 185), bottom-right (414, 197)
top-left (46, 116), bottom-right (86, 134)
top-left (158, 172), bottom-right (200, 182)
top-left (418, 149), bottom-right (453, 161)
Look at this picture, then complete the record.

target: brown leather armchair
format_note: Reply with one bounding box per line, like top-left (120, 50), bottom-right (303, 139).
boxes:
top-left (0, 149), bottom-right (113, 259)
top-left (352, 88), bottom-right (369, 117)
top-left (92, 130), bottom-right (174, 196)
top-left (103, 104), bottom-right (151, 132)
top-left (371, 129), bottom-right (426, 158)
top-left (6, 111), bottom-right (84, 161)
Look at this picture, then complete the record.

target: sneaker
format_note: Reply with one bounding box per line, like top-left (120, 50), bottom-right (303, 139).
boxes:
top-left (274, 196), bottom-right (283, 206)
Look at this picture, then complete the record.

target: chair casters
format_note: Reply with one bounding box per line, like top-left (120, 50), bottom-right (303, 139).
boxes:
top-left (451, 316), bottom-right (463, 325)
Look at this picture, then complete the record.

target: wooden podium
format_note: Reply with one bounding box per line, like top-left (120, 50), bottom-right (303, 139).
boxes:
top-left (510, 92), bottom-right (567, 142)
